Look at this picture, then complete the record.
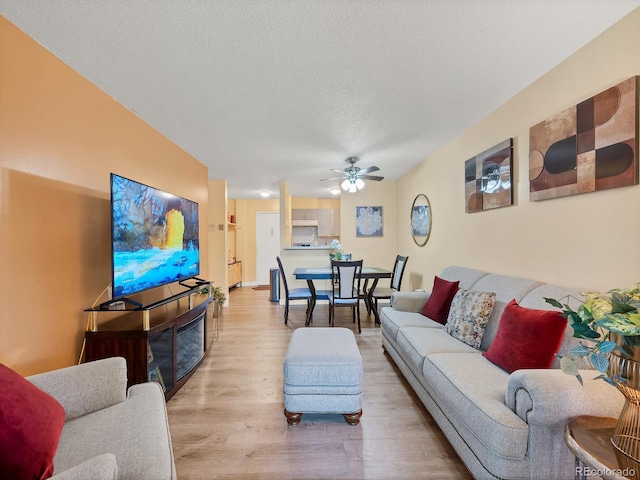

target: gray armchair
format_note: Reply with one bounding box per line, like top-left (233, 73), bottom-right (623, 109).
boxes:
top-left (27, 357), bottom-right (176, 480)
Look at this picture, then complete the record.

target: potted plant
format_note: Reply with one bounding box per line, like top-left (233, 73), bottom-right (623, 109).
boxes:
top-left (545, 284), bottom-right (640, 384)
top-left (210, 285), bottom-right (227, 318)
top-left (545, 283), bottom-right (640, 472)
top-left (200, 284), bottom-right (226, 318)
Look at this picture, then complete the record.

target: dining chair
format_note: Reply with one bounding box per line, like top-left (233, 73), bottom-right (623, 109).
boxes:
top-left (328, 259), bottom-right (363, 333)
top-left (370, 255), bottom-right (409, 313)
top-left (276, 256), bottom-right (313, 325)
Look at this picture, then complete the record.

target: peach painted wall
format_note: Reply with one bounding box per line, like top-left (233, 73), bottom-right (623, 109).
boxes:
top-left (396, 8), bottom-right (640, 293)
top-left (208, 180), bottom-right (228, 298)
top-left (0, 17), bottom-right (209, 375)
top-left (339, 180), bottom-right (398, 272)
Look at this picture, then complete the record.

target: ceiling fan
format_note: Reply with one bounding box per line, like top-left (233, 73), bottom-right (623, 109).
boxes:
top-left (321, 157), bottom-right (384, 192)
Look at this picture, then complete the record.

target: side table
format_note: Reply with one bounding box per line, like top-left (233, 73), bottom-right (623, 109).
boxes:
top-left (565, 416), bottom-right (632, 480)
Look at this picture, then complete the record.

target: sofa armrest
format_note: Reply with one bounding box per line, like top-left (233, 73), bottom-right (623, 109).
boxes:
top-left (50, 454), bottom-right (118, 480)
top-left (506, 369), bottom-right (624, 426)
top-left (506, 369), bottom-right (625, 479)
top-left (389, 291), bottom-right (430, 313)
top-left (27, 357), bottom-right (128, 421)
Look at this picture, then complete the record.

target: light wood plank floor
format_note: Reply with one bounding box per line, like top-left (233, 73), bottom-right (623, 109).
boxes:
top-left (167, 286), bottom-right (472, 480)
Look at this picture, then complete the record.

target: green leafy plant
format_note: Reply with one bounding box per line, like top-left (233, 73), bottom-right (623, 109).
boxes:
top-left (545, 282), bottom-right (640, 386)
top-left (211, 285), bottom-right (227, 305)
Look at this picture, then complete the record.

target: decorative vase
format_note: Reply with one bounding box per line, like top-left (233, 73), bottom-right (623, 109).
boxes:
top-left (608, 338), bottom-right (640, 479)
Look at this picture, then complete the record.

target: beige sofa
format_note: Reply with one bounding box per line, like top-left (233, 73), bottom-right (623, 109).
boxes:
top-left (27, 357), bottom-right (176, 480)
top-left (380, 266), bottom-right (624, 480)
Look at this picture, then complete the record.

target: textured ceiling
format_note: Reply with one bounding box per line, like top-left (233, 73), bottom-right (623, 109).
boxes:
top-left (1, 1), bottom-right (638, 198)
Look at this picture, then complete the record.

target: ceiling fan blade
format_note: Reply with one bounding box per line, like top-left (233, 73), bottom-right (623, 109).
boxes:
top-left (330, 169), bottom-right (346, 174)
top-left (320, 176), bottom-right (346, 181)
top-left (357, 165), bottom-right (380, 175)
top-left (359, 174), bottom-right (384, 181)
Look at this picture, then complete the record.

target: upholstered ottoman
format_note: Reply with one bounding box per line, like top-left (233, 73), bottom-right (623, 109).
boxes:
top-left (283, 327), bottom-right (363, 425)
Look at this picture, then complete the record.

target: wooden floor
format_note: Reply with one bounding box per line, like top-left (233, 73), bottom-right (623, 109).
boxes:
top-left (166, 286), bottom-right (472, 480)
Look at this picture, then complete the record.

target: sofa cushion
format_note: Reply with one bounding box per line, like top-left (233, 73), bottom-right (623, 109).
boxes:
top-left (380, 307), bottom-right (441, 342)
top-left (422, 353), bottom-right (529, 462)
top-left (444, 289), bottom-right (496, 349)
top-left (421, 276), bottom-right (459, 324)
top-left (483, 299), bottom-right (568, 373)
top-left (54, 382), bottom-right (174, 479)
top-left (439, 266), bottom-right (488, 290)
top-left (50, 454), bottom-right (118, 480)
top-left (0, 363), bottom-right (66, 480)
top-left (396, 327), bottom-right (480, 376)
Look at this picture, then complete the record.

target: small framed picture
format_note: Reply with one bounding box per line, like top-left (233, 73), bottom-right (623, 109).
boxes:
top-left (356, 206), bottom-right (383, 237)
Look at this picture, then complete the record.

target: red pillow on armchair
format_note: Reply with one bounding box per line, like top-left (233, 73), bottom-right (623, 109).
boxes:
top-left (0, 363), bottom-right (66, 480)
top-left (483, 299), bottom-right (568, 373)
top-left (421, 275), bottom-right (460, 324)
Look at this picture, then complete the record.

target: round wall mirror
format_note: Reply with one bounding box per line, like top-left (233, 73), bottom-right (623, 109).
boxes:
top-left (411, 194), bottom-right (432, 247)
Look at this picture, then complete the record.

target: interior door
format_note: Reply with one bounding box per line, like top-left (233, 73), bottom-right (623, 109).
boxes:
top-left (256, 212), bottom-right (281, 285)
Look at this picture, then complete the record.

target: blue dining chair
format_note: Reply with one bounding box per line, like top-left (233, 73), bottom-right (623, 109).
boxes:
top-left (328, 259), bottom-right (363, 333)
top-left (276, 256), bottom-right (313, 325)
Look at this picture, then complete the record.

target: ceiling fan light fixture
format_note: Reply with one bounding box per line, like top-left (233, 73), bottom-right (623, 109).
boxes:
top-left (329, 157), bottom-right (382, 193)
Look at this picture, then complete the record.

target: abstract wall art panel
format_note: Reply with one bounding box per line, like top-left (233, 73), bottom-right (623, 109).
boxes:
top-left (464, 138), bottom-right (513, 213)
top-left (529, 76), bottom-right (638, 201)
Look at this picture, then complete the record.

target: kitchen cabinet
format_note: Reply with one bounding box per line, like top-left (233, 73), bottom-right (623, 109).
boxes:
top-left (292, 209), bottom-right (318, 220)
top-left (228, 261), bottom-right (242, 289)
top-left (318, 209), bottom-right (340, 237)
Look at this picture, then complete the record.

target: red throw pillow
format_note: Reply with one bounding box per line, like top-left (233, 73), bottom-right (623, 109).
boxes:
top-left (421, 276), bottom-right (460, 324)
top-left (483, 299), bottom-right (568, 373)
top-left (0, 363), bottom-right (66, 480)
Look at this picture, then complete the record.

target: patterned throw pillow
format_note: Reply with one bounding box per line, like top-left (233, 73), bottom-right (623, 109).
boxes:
top-left (444, 289), bottom-right (496, 349)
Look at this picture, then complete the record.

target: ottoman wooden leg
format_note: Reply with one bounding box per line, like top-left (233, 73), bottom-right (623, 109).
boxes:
top-left (343, 409), bottom-right (362, 426)
top-left (284, 409), bottom-right (302, 426)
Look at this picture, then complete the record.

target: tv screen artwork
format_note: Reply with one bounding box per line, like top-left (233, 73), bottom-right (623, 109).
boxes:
top-left (111, 174), bottom-right (200, 299)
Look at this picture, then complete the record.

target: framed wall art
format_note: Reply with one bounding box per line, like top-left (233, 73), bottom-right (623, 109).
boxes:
top-left (529, 76), bottom-right (638, 201)
top-left (411, 194), bottom-right (432, 247)
top-left (355, 206), bottom-right (383, 237)
top-left (464, 138), bottom-right (514, 213)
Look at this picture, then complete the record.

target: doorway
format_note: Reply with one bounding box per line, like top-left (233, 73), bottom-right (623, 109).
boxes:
top-left (255, 212), bottom-right (280, 285)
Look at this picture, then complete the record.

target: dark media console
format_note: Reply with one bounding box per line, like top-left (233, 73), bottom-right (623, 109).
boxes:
top-left (85, 284), bottom-right (214, 400)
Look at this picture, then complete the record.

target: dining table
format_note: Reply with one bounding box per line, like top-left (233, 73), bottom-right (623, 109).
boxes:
top-left (293, 266), bottom-right (393, 327)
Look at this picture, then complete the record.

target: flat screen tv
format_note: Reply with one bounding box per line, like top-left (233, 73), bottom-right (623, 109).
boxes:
top-left (111, 173), bottom-right (200, 300)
